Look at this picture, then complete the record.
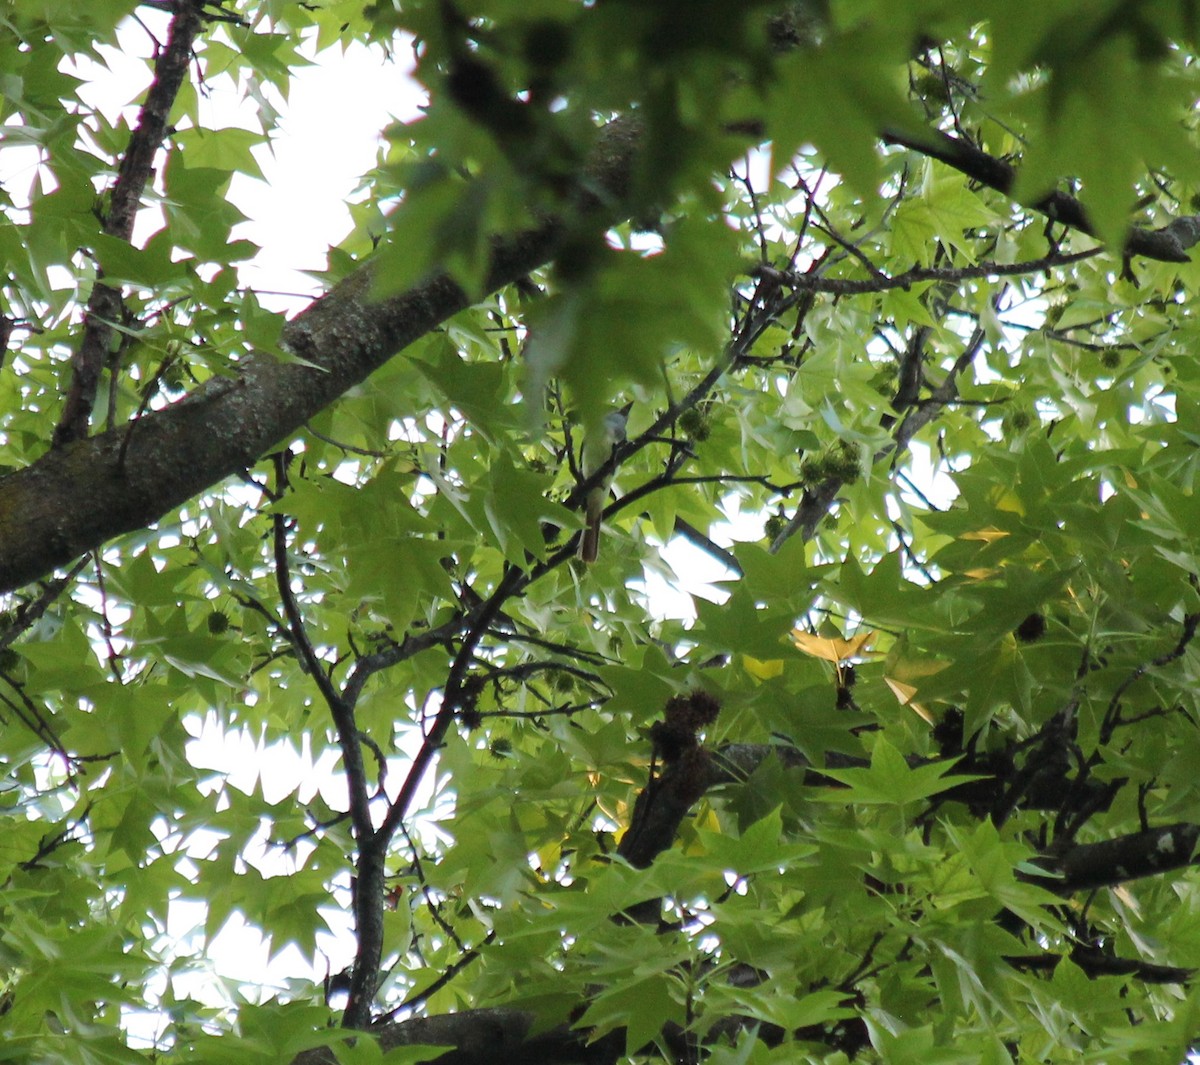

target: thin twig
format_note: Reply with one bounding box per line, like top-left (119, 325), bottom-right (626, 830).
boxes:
top-left (1100, 611), bottom-right (1200, 745)
top-left (769, 247), bottom-right (1100, 298)
top-left (376, 932), bottom-right (495, 1021)
top-left (0, 557), bottom-right (89, 652)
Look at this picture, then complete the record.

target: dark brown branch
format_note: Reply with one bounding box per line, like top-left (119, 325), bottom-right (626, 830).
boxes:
top-left (0, 305), bottom-right (13, 374)
top-left (19, 804), bottom-right (92, 870)
top-left (53, 0), bottom-right (205, 447)
top-left (481, 627), bottom-right (612, 668)
top-left (342, 612), bottom-right (468, 707)
top-left (1100, 610), bottom-right (1200, 744)
top-left (0, 557), bottom-right (90, 652)
top-left (270, 457), bottom-right (382, 1028)
top-left (882, 126), bottom-right (1200, 263)
top-left (401, 826), bottom-right (467, 952)
top-left (617, 743), bottom-right (808, 869)
top-left (892, 325), bottom-right (987, 452)
top-left (375, 1009), bottom-right (622, 1065)
top-left (673, 517), bottom-right (741, 575)
top-left (1067, 945), bottom-right (1192, 984)
top-left (378, 931), bottom-right (496, 1021)
top-left (771, 247), bottom-right (1100, 296)
top-left (379, 563), bottom-right (527, 841)
top-left (1028, 822), bottom-right (1200, 894)
top-left (291, 1006), bottom-right (622, 1065)
top-left (1006, 947), bottom-right (1193, 984)
top-left (0, 121), bottom-right (644, 597)
top-left (271, 483), bottom-right (370, 839)
top-left (769, 322), bottom-right (986, 552)
top-left (478, 659), bottom-right (603, 689)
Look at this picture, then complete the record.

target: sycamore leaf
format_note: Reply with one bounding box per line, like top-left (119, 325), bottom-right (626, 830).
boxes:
top-left (695, 807), bottom-right (817, 875)
top-left (816, 738), bottom-right (981, 807)
top-left (576, 973), bottom-right (685, 1056)
top-left (791, 628), bottom-right (876, 663)
top-left (883, 677), bottom-right (936, 725)
top-left (742, 655), bottom-right (785, 680)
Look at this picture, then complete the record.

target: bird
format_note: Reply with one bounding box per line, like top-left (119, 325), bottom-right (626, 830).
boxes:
top-left (578, 409), bottom-right (627, 563)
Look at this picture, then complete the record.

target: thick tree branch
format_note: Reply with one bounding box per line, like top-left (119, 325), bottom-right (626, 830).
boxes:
top-left (615, 739), bottom-right (1200, 898)
top-left (9, 95), bottom-right (1200, 594)
top-left (293, 1007), bottom-right (623, 1065)
top-left (1029, 822), bottom-right (1200, 894)
top-left (0, 120), bottom-right (647, 597)
top-left (0, 253), bottom-right (528, 592)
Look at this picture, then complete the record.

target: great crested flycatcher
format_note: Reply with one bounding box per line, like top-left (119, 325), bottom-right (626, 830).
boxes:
top-left (578, 410), bottom-right (627, 563)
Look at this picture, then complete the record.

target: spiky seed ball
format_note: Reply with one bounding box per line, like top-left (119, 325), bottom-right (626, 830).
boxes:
top-left (1014, 613), bottom-right (1046, 643)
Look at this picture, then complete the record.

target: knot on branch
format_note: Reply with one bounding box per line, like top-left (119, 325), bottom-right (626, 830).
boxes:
top-left (620, 691), bottom-right (722, 868)
top-left (648, 688), bottom-right (721, 764)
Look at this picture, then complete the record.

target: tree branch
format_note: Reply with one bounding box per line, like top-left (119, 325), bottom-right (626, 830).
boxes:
top-left (1006, 947), bottom-right (1194, 984)
top-left (9, 92), bottom-right (1198, 595)
top-left (768, 247), bottom-right (1101, 297)
top-left (770, 322), bottom-right (986, 552)
top-left (289, 726), bottom-right (1199, 1063)
top-left (269, 456), bottom-right (388, 1028)
top-left (1028, 822), bottom-right (1200, 894)
top-left (882, 126), bottom-right (1200, 263)
top-left (0, 120), bottom-right (647, 597)
top-left (53, 0), bottom-right (205, 446)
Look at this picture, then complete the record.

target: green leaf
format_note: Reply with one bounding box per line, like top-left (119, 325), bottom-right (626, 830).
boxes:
top-left (695, 807), bottom-right (816, 874)
top-left (576, 971), bottom-right (686, 1056)
top-left (816, 739), bottom-right (982, 807)
top-left (483, 456), bottom-right (568, 562)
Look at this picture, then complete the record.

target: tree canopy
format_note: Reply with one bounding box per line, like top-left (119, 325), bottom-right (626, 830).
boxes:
top-left (7, 1), bottom-right (1200, 1062)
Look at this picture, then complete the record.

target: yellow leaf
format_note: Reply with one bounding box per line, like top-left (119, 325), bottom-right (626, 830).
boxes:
top-left (693, 804), bottom-right (721, 834)
top-left (791, 628), bottom-right (876, 663)
top-left (1110, 883), bottom-right (1141, 917)
top-left (885, 676), bottom-right (917, 701)
top-left (743, 655), bottom-right (785, 680)
top-left (993, 488), bottom-right (1025, 515)
top-left (909, 703), bottom-right (936, 725)
top-left (883, 677), bottom-right (936, 724)
top-left (961, 527), bottom-right (1009, 543)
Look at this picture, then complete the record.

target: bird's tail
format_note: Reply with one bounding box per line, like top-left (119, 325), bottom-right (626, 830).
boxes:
top-left (579, 498), bottom-right (603, 562)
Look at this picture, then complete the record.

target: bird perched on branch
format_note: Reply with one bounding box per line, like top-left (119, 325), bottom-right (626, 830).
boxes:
top-left (578, 409), bottom-right (627, 563)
